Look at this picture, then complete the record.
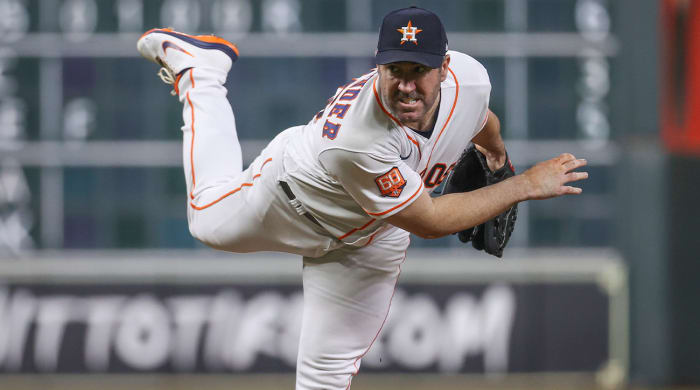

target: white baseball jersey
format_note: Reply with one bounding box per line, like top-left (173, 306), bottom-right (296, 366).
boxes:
top-left (283, 50), bottom-right (491, 246)
top-left (148, 26), bottom-right (494, 390)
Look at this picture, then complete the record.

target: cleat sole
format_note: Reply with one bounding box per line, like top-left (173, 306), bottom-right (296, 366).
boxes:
top-left (140, 28), bottom-right (239, 63)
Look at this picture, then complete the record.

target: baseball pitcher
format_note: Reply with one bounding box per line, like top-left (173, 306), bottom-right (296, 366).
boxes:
top-left (137, 6), bottom-right (588, 389)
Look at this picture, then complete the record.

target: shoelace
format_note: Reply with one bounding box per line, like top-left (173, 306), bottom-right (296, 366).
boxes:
top-left (157, 67), bottom-right (177, 96)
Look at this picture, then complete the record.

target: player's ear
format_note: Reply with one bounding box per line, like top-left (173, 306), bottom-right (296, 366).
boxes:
top-left (439, 54), bottom-right (450, 81)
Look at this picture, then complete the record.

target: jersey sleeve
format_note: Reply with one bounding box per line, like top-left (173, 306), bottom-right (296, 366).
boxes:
top-left (474, 100), bottom-right (490, 134)
top-left (447, 51), bottom-right (492, 140)
top-left (318, 148), bottom-right (424, 219)
top-left (465, 76), bottom-right (491, 140)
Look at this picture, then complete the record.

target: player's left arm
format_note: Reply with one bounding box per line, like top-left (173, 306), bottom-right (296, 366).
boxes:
top-left (471, 109), bottom-right (507, 171)
top-left (386, 152), bottom-right (588, 239)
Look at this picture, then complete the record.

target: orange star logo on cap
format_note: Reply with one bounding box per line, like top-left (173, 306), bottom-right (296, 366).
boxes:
top-left (397, 20), bottom-right (422, 45)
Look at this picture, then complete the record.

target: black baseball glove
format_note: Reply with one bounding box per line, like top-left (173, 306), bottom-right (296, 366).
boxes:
top-left (442, 145), bottom-right (518, 258)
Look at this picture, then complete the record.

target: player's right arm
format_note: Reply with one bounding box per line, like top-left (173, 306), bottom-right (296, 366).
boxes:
top-left (471, 109), bottom-right (506, 171)
top-left (385, 153), bottom-right (588, 239)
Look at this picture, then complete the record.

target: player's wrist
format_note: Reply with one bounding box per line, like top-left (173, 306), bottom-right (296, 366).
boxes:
top-left (510, 174), bottom-right (534, 202)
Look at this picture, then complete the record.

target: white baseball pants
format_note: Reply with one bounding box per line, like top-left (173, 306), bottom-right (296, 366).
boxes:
top-left (175, 67), bottom-right (409, 389)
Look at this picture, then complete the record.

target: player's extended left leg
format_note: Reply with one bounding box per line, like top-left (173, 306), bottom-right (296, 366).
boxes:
top-left (137, 29), bottom-right (334, 256)
top-left (296, 228), bottom-right (410, 390)
top-left (137, 28), bottom-right (262, 251)
top-left (137, 28), bottom-right (243, 198)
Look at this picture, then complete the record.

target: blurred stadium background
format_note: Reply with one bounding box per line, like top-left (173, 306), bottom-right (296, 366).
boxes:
top-left (0, 0), bottom-right (698, 389)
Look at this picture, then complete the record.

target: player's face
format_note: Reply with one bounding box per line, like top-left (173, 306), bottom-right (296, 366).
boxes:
top-left (377, 55), bottom-right (450, 131)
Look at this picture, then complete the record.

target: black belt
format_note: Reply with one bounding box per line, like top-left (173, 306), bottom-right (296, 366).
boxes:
top-left (279, 181), bottom-right (322, 227)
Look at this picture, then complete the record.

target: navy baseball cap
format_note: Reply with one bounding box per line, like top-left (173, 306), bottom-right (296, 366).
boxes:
top-left (375, 6), bottom-right (448, 69)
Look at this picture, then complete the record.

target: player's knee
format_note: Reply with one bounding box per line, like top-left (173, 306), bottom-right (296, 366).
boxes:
top-left (188, 216), bottom-right (241, 251)
top-left (188, 217), bottom-right (215, 246)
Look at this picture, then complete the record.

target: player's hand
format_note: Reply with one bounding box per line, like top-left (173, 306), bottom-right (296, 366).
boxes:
top-left (520, 153), bottom-right (588, 200)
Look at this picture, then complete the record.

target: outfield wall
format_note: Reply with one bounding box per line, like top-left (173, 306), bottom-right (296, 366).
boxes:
top-left (0, 249), bottom-right (627, 388)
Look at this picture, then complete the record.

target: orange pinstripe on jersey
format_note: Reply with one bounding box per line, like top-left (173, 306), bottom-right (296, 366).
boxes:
top-left (173, 72), bottom-right (183, 96)
top-left (362, 231), bottom-right (379, 247)
top-left (422, 67), bottom-right (459, 171)
top-left (186, 71), bottom-right (270, 211)
top-left (365, 180), bottom-right (424, 217)
top-left (174, 68), bottom-right (194, 98)
top-left (372, 78), bottom-right (423, 160)
top-left (338, 218), bottom-right (377, 240)
top-left (190, 158), bottom-right (273, 211)
top-left (346, 245), bottom-right (408, 389)
top-left (186, 90), bottom-right (196, 200)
